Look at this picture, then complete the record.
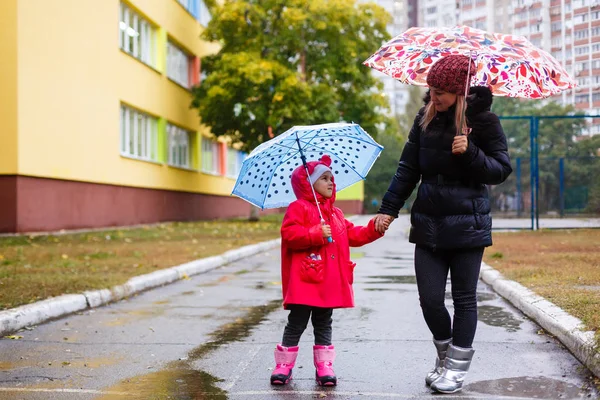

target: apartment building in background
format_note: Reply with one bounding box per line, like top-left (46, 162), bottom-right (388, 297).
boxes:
top-left (419, 0), bottom-right (600, 135)
top-left (0, 0), bottom-right (367, 233)
top-left (360, 0), bottom-right (412, 116)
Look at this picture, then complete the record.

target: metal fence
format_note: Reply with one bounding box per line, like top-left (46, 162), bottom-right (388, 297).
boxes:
top-left (489, 115), bottom-right (600, 230)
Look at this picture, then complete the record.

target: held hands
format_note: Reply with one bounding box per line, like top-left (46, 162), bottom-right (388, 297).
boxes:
top-left (452, 135), bottom-right (469, 155)
top-left (373, 214), bottom-right (394, 234)
top-left (321, 224), bottom-right (332, 238)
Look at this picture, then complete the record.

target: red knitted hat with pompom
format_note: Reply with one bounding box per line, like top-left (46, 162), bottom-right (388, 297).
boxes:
top-left (426, 55), bottom-right (476, 95)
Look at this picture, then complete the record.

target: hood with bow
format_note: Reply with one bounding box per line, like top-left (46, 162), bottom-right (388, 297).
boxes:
top-left (291, 155), bottom-right (336, 214)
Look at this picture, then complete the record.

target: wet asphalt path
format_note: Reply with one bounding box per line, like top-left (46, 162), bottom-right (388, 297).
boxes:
top-left (0, 215), bottom-right (598, 399)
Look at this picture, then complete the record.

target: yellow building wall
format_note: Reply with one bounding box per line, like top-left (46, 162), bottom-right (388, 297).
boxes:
top-left (0, 0), bottom-right (18, 175)
top-left (336, 181), bottom-right (364, 201)
top-left (14, 0), bottom-right (363, 202)
top-left (16, 0), bottom-right (231, 195)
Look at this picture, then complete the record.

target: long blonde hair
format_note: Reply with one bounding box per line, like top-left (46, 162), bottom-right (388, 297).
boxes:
top-left (419, 95), bottom-right (468, 136)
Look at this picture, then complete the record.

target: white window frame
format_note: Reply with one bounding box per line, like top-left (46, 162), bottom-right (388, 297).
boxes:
top-left (167, 41), bottom-right (191, 88)
top-left (201, 138), bottom-right (220, 175)
top-left (226, 148), bottom-right (245, 178)
top-left (119, 2), bottom-right (156, 67)
top-left (120, 105), bottom-right (158, 162)
top-left (167, 123), bottom-right (192, 169)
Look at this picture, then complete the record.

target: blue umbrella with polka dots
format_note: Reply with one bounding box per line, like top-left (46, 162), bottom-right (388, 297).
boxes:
top-left (231, 122), bottom-right (383, 210)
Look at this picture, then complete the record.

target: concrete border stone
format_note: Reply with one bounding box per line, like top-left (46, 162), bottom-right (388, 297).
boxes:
top-left (480, 262), bottom-right (600, 378)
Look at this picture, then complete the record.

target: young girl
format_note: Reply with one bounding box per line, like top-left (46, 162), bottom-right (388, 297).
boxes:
top-left (270, 154), bottom-right (384, 386)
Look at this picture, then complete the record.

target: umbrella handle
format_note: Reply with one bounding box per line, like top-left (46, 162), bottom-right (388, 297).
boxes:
top-left (321, 219), bottom-right (333, 243)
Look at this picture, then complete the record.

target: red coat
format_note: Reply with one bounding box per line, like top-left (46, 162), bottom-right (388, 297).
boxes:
top-left (280, 162), bottom-right (383, 309)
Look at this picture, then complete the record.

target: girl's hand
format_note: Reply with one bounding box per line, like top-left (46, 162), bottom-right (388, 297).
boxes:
top-left (452, 135), bottom-right (469, 155)
top-left (373, 214), bottom-right (393, 234)
top-left (321, 224), bottom-right (332, 238)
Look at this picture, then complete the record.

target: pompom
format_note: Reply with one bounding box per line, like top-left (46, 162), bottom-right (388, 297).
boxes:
top-left (319, 154), bottom-right (332, 167)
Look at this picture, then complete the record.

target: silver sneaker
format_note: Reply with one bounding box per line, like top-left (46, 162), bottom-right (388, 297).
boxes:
top-left (430, 344), bottom-right (475, 394)
top-left (425, 338), bottom-right (452, 386)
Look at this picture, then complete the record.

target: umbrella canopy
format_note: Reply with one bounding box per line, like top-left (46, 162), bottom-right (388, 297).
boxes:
top-left (232, 122), bottom-right (383, 210)
top-left (364, 25), bottom-right (576, 99)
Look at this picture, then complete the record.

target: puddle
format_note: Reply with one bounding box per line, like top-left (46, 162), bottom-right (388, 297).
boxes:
top-left (444, 292), bottom-right (498, 302)
top-left (466, 376), bottom-right (593, 399)
top-left (104, 308), bottom-right (165, 327)
top-left (477, 305), bottom-right (522, 332)
top-left (188, 300), bottom-right (281, 360)
top-left (234, 269), bottom-right (251, 275)
top-left (96, 368), bottom-right (227, 400)
top-left (98, 300), bottom-right (281, 399)
top-left (364, 288), bottom-right (409, 293)
top-left (366, 275), bottom-right (417, 284)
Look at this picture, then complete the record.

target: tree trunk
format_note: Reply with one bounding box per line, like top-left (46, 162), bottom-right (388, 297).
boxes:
top-left (249, 206), bottom-right (260, 222)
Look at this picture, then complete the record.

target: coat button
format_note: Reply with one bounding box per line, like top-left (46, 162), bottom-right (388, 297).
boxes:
top-left (331, 254), bottom-right (335, 259)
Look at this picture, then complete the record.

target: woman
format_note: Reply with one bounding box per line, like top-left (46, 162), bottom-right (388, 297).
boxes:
top-left (373, 55), bottom-right (512, 394)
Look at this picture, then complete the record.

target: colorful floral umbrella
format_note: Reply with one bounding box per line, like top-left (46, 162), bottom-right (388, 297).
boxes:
top-left (364, 25), bottom-right (576, 99)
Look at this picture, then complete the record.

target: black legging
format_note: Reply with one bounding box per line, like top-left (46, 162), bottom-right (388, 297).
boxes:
top-left (281, 305), bottom-right (333, 347)
top-left (414, 245), bottom-right (484, 348)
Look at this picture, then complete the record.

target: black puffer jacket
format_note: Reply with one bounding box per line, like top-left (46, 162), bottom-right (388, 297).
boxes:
top-left (378, 86), bottom-right (512, 249)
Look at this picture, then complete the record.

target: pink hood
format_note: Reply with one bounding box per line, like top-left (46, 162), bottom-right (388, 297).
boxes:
top-left (291, 155), bottom-right (336, 215)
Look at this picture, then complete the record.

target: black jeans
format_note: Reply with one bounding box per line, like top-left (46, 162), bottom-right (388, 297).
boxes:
top-left (281, 305), bottom-right (333, 347)
top-left (414, 245), bottom-right (484, 348)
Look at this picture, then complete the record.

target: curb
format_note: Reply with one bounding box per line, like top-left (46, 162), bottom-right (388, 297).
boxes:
top-left (480, 262), bottom-right (600, 378)
top-left (0, 238), bottom-right (282, 336)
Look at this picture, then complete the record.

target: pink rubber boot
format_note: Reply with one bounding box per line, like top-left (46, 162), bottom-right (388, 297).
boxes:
top-left (313, 344), bottom-right (337, 386)
top-left (270, 344), bottom-right (299, 385)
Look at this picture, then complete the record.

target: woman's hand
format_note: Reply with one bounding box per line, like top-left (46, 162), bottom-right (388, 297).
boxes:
top-left (452, 135), bottom-right (469, 155)
top-left (321, 224), bottom-right (332, 238)
top-left (373, 214), bottom-right (394, 234)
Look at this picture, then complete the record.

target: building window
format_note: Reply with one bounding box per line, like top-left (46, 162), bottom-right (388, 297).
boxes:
top-left (575, 28), bottom-right (589, 39)
top-left (119, 2), bottom-right (156, 67)
top-left (577, 77), bottom-right (590, 86)
top-left (201, 137), bottom-right (220, 174)
top-left (573, 14), bottom-right (588, 24)
top-left (551, 37), bottom-right (561, 47)
top-left (226, 148), bottom-right (246, 178)
top-left (176, 0), bottom-right (212, 26)
top-left (575, 45), bottom-right (590, 55)
top-left (575, 94), bottom-right (589, 103)
top-left (167, 124), bottom-right (193, 169)
top-left (120, 105), bottom-right (158, 162)
top-left (551, 21), bottom-right (562, 32)
top-left (167, 41), bottom-right (192, 88)
top-left (426, 6), bottom-right (437, 13)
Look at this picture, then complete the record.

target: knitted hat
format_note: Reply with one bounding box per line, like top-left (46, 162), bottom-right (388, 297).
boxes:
top-left (426, 55), bottom-right (476, 95)
top-left (309, 163), bottom-right (332, 184)
top-left (291, 155), bottom-right (336, 202)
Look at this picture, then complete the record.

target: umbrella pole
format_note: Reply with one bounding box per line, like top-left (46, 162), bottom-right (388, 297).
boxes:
top-left (459, 52), bottom-right (475, 136)
top-left (295, 134), bottom-right (332, 243)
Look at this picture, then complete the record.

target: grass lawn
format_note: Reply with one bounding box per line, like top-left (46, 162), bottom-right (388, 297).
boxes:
top-left (484, 229), bottom-right (600, 347)
top-left (0, 216), bottom-right (283, 310)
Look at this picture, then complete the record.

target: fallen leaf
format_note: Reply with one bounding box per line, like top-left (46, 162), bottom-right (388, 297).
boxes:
top-left (181, 273), bottom-right (190, 280)
top-left (61, 254), bottom-right (69, 259)
top-left (4, 335), bottom-right (23, 340)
